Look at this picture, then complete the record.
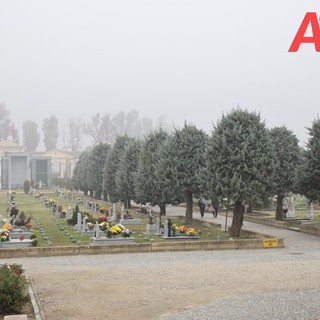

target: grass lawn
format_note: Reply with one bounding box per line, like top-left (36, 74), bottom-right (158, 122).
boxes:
top-left (1, 190), bottom-right (263, 247)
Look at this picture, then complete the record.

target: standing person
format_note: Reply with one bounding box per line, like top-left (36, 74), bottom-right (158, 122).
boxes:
top-left (211, 198), bottom-right (219, 218)
top-left (198, 194), bottom-right (207, 218)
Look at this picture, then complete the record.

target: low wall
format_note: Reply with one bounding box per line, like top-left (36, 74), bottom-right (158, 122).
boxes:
top-left (0, 236), bottom-right (285, 259)
top-left (299, 224), bottom-right (320, 236)
top-left (244, 215), bottom-right (290, 228)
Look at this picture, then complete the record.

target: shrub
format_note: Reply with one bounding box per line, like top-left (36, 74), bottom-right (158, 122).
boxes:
top-left (23, 180), bottom-right (31, 194)
top-left (0, 264), bottom-right (28, 314)
top-left (14, 211), bottom-right (31, 226)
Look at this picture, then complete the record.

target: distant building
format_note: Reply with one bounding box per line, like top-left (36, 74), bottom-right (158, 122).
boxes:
top-left (0, 140), bottom-right (80, 190)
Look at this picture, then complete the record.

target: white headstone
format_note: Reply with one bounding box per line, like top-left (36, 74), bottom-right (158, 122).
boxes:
top-left (77, 212), bottom-right (82, 232)
top-left (164, 220), bottom-right (169, 237)
top-left (155, 218), bottom-right (161, 236)
top-left (82, 217), bottom-right (87, 233)
top-left (94, 221), bottom-right (100, 238)
top-left (121, 203), bottom-right (124, 220)
top-left (112, 203), bottom-right (116, 219)
top-left (66, 207), bottom-right (71, 219)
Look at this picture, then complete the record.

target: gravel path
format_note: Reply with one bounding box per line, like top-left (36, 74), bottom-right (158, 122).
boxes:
top-left (1, 210), bottom-right (319, 320)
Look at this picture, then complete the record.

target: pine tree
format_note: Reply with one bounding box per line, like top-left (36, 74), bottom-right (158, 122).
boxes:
top-left (295, 117), bottom-right (320, 202)
top-left (104, 135), bottom-right (132, 202)
top-left (269, 126), bottom-right (301, 220)
top-left (206, 109), bottom-right (275, 236)
top-left (156, 123), bottom-right (208, 223)
top-left (134, 129), bottom-right (169, 215)
top-left (115, 139), bottom-right (141, 208)
top-left (87, 143), bottom-right (111, 199)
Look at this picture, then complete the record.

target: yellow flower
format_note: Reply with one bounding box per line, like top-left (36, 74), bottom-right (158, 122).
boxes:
top-left (110, 225), bottom-right (122, 234)
top-left (179, 225), bottom-right (188, 233)
top-left (2, 223), bottom-right (11, 230)
top-left (187, 228), bottom-right (196, 236)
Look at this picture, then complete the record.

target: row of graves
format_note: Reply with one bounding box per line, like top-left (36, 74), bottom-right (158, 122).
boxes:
top-left (0, 192), bottom-right (36, 248)
top-left (32, 189), bottom-right (200, 247)
top-left (71, 198), bottom-right (200, 245)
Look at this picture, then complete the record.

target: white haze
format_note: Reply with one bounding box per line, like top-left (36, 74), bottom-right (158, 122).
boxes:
top-left (1, 0), bottom-right (320, 150)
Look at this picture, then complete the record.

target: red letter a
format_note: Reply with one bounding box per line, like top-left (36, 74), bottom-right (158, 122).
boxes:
top-left (288, 12), bottom-right (320, 52)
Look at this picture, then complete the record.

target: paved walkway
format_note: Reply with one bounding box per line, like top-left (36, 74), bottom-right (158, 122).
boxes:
top-left (1, 206), bottom-right (319, 320)
top-left (161, 205), bottom-right (320, 254)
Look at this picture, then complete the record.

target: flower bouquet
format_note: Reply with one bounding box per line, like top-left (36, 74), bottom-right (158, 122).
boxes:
top-left (2, 223), bottom-right (13, 232)
top-left (25, 223), bottom-right (32, 230)
top-left (121, 228), bottom-right (132, 238)
top-left (99, 221), bottom-right (109, 231)
top-left (187, 228), bottom-right (196, 236)
top-left (87, 222), bottom-right (95, 231)
top-left (0, 229), bottom-right (10, 242)
top-left (98, 214), bottom-right (108, 223)
top-left (109, 225), bottom-right (122, 235)
top-left (178, 225), bottom-right (187, 233)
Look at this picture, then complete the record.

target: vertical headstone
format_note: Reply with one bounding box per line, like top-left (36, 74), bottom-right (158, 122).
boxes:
top-left (77, 212), bottom-right (82, 232)
top-left (164, 220), bottom-right (169, 237)
top-left (121, 203), bottom-right (124, 220)
top-left (112, 203), bottom-right (116, 219)
top-left (155, 218), bottom-right (161, 236)
top-left (82, 217), bottom-right (87, 233)
top-left (66, 207), bottom-right (71, 220)
top-left (95, 221), bottom-right (100, 238)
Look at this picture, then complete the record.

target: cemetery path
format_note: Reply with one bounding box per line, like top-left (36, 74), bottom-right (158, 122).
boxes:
top-left (1, 205), bottom-right (319, 320)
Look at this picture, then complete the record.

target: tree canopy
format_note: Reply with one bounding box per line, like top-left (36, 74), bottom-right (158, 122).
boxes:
top-left (42, 115), bottom-right (59, 151)
top-left (206, 109), bottom-right (275, 236)
top-left (22, 120), bottom-right (40, 152)
top-left (269, 126), bottom-right (301, 220)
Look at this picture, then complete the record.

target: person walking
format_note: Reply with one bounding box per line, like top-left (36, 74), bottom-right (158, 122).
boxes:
top-left (211, 198), bottom-right (219, 218)
top-left (198, 194), bottom-right (207, 218)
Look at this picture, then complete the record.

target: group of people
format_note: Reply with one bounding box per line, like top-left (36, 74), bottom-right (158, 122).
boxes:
top-left (198, 194), bottom-right (219, 219)
top-left (198, 195), bottom-right (250, 226)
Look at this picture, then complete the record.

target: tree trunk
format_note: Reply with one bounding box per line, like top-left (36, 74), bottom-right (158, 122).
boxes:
top-left (159, 204), bottom-right (166, 216)
top-left (275, 194), bottom-right (284, 220)
top-left (185, 190), bottom-right (193, 224)
top-left (229, 200), bottom-right (243, 237)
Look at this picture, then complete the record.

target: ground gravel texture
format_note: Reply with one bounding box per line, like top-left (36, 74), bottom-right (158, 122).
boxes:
top-left (1, 246), bottom-right (319, 320)
top-left (1, 213), bottom-right (319, 320)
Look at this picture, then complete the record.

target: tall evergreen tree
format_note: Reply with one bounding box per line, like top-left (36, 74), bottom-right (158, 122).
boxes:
top-left (206, 109), bottom-right (275, 236)
top-left (295, 117), bottom-right (320, 202)
top-left (115, 139), bottom-right (141, 208)
top-left (135, 129), bottom-right (169, 215)
top-left (42, 115), bottom-right (59, 151)
top-left (22, 120), bottom-right (40, 152)
top-left (156, 123), bottom-right (208, 223)
top-left (104, 135), bottom-right (131, 202)
top-left (72, 149), bottom-right (91, 195)
top-left (269, 126), bottom-right (301, 220)
top-left (87, 143), bottom-right (111, 200)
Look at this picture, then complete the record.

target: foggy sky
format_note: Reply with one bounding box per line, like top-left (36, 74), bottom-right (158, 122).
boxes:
top-left (1, 0), bottom-right (320, 149)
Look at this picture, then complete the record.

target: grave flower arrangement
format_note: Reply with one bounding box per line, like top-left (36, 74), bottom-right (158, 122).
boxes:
top-left (99, 206), bottom-right (107, 213)
top-left (98, 214), bottom-right (108, 223)
top-left (110, 225), bottom-right (122, 235)
top-left (87, 222), bottom-right (95, 230)
top-left (99, 221), bottom-right (109, 231)
top-left (2, 223), bottom-right (13, 232)
top-left (0, 228), bottom-right (10, 242)
top-left (121, 228), bottom-right (132, 238)
top-left (178, 225), bottom-right (187, 233)
top-left (187, 228), bottom-right (196, 236)
top-left (25, 223), bottom-right (32, 230)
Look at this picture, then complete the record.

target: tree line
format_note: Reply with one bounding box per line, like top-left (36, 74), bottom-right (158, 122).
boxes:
top-left (72, 108), bottom-right (320, 237)
top-left (0, 103), bottom-right (173, 152)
